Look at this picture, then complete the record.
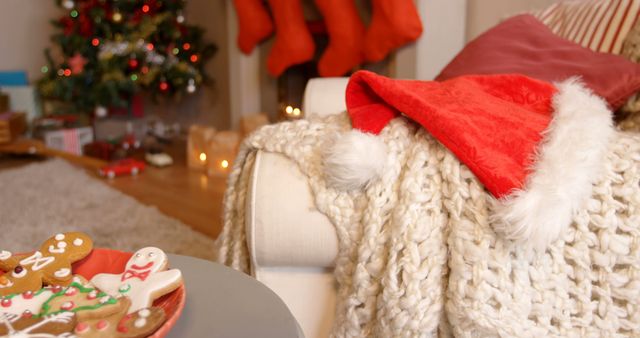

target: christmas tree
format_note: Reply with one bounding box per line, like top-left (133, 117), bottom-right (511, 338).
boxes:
top-left (38, 0), bottom-right (217, 116)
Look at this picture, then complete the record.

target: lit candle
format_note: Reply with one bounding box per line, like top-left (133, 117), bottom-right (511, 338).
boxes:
top-left (206, 131), bottom-right (240, 177)
top-left (188, 125), bottom-right (216, 170)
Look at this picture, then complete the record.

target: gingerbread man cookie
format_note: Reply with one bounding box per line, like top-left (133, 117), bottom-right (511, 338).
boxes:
top-left (0, 311), bottom-right (76, 337)
top-left (39, 281), bottom-right (121, 321)
top-left (0, 232), bottom-right (93, 296)
top-left (90, 247), bottom-right (182, 314)
top-left (73, 297), bottom-right (166, 338)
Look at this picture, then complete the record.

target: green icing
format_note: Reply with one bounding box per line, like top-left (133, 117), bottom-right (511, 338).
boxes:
top-left (38, 282), bottom-right (117, 318)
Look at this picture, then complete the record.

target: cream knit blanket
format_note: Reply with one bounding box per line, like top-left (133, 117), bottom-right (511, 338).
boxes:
top-left (216, 113), bottom-right (640, 337)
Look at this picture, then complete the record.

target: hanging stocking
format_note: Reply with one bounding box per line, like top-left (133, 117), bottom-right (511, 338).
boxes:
top-left (266, 0), bottom-right (315, 77)
top-left (233, 0), bottom-right (274, 54)
top-left (314, 0), bottom-right (366, 77)
top-left (363, 0), bottom-right (423, 62)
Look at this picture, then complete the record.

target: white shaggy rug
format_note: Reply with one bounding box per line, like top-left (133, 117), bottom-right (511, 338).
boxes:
top-left (0, 159), bottom-right (215, 260)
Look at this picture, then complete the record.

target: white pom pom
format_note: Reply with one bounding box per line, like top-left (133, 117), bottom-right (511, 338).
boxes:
top-left (323, 130), bottom-right (387, 190)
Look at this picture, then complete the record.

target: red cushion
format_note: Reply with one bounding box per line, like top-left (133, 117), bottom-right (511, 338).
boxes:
top-left (436, 14), bottom-right (640, 110)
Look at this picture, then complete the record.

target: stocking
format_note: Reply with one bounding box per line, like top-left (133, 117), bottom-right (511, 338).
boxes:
top-left (266, 0), bottom-right (315, 77)
top-left (314, 0), bottom-right (366, 77)
top-left (363, 0), bottom-right (423, 62)
top-left (233, 0), bottom-right (274, 54)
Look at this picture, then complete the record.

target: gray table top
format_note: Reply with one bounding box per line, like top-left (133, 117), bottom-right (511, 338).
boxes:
top-left (165, 254), bottom-right (302, 338)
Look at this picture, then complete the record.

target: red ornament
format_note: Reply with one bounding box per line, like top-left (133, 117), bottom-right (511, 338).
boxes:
top-left (142, 4), bottom-right (150, 13)
top-left (128, 59), bottom-right (139, 69)
top-left (64, 69), bottom-right (72, 77)
top-left (190, 54), bottom-right (199, 63)
top-left (146, 43), bottom-right (154, 51)
top-left (91, 38), bottom-right (100, 46)
top-left (159, 82), bottom-right (169, 91)
top-left (182, 43), bottom-right (191, 50)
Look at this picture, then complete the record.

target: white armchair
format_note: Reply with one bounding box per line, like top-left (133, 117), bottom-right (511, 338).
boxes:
top-left (245, 77), bottom-right (349, 338)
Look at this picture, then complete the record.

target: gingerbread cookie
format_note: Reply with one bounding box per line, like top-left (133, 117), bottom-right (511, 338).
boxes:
top-left (0, 311), bottom-right (76, 337)
top-left (39, 281), bottom-right (122, 321)
top-left (90, 247), bottom-right (182, 314)
top-left (0, 286), bottom-right (57, 317)
top-left (73, 297), bottom-right (166, 338)
top-left (0, 232), bottom-right (93, 296)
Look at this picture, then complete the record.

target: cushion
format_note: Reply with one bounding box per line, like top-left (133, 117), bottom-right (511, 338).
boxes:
top-left (436, 14), bottom-right (640, 110)
top-left (533, 0), bottom-right (640, 55)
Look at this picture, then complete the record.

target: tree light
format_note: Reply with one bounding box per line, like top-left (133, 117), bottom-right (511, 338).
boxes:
top-left (220, 160), bottom-right (229, 169)
top-left (112, 11), bottom-right (122, 22)
top-left (190, 54), bottom-right (199, 62)
top-left (199, 153), bottom-right (207, 162)
top-left (70, 10), bottom-right (79, 18)
top-left (91, 38), bottom-right (100, 46)
top-left (142, 4), bottom-right (150, 13)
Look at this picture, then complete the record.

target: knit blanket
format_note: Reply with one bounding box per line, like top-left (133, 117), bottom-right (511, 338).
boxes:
top-left (215, 113), bottom-right (640, 337)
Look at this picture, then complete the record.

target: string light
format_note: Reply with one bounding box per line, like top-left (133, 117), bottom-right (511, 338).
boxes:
top-left (141, 66), bottom-right (149, 74)
top-left (176, 12), bottom-right (185, 23)
top-left (57, 69), bottom-right (65, 76)
top-left (159, 81), bottom-right (169, 91)
top-left (41, 66), bottom-right (49, 73)
top-left (142, 4), bottom-right (150, 13)
top-left (63, 69), bottom-right (72, 76)
top-left (91, 38), bottom-right (100, 46)
top-left (70, 10), bottom-right (79, 18)
top-left (182, 43), bottom-right (191, 50)
top-left (187, 78), bottom-right (196, 93)
top-left (112, 11), bottom-right (122, 22)
top-left (62, 0), bottom-right (75, 9)
top-left (146, 43), bottom-right (154, 51)
top-left (130, 74), bottom-right (138, 81)
top-left (190, 54), bottom-right (198, 62)
top-left (172, 48), bottom-right (179, 55)
top-left (128, 58), bottom-right (139, 68)
top-left (199, 153), bottom-right (207, 162)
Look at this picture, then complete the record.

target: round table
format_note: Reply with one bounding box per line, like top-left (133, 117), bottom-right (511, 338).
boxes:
top-left (165, 254), bottom-right (303, 338)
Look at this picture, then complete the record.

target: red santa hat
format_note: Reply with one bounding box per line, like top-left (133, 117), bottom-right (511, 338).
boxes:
top-left (324, 70), bottom-right (614, 250)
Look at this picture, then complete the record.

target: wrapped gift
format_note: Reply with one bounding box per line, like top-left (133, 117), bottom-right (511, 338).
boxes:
top-left (42, 127), bottom-right (93, 155)
top-left (240, 113), bottom-right (269, 138)
top-left (187, 125), bottom-right (216, 169)
top-left (0, 93), bottom-right (8, 112)
top-left (1, 86), bottom-right (42, 124)
top-left (206, 131), bottom-right (240, 177)
top-left (0, 112), bottom-right (27, 144)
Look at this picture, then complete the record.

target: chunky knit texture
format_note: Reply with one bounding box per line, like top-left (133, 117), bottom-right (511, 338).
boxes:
top-left (215, 113), bottom-right (640, 337)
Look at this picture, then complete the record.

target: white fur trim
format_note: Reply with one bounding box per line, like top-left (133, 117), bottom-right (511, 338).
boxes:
top-left (323, 130), bottom-right (388, 190)
top-left (492, 78), bottom-right (614, 251)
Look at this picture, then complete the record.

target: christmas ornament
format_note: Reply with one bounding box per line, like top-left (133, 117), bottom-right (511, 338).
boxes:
top-left (266, 0), bottom-right (314, 77)
top-left (232, 0), bottom-right (274, 54)
top-left (363, 0), bottom-right (423, 62)
top-left (112, 11), bottom-right (123, 23)
top-left (68, 53), bottom-right (88, 74)
top-left (314, 0), bottom-right (365, 76)
top-left (128, 55), bottom-right (139, 69)
top-left (62, 0), bottom-right (75, 9)
top-left (176, 12), bottom-right (185, 23)
top-left (95, 106), bottom-right (108, 118)
top-left (186, 78), bottom-right (196, 93)
top-left (324, 70), bottom-right (613, 249)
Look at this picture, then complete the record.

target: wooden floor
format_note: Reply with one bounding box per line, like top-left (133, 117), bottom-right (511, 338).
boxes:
top-left (0, 138), bottom-right (226, 239)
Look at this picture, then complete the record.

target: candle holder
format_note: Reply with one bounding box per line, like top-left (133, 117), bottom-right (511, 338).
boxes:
top-left (206, 130), bottom-right (240, 177)
top-left (187, 124), bottom-right (216, 170)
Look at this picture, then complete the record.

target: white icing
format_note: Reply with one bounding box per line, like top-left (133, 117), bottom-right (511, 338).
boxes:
top-left (73, 238), bottom-right (84, 246)
top-left (54, 268), bottom-right (71, 278)
top-left (99, 296), bottom-right (110, 304)
top-left (0, 289), bottom-right (53, 315)
top-left (119, 284), bottom-right (130, 292)
top-left (0, 250), bottom-right (11, 260)
top-left (0, 280), bottom-right (14, 288)
top-left (90, 247), bottom-right (182, 314)
top-left (134, 318), bottom-right (147, 328)
top-left (19, 251), bottom-right (54, 271)
top-left (55, 234), bottom-right (65, 241)
top-left (57, 241), bottom-right (67, 248)
top-left (48, 245), bottom-right (65, 254)
top-left (138, 309), bottom-right (150, 317)
top-left (11, 268), bottom-right (27, 278)
top-left (61, 301), bottom-right (73, 309)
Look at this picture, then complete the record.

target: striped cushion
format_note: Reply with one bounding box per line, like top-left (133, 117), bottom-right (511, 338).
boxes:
top-left (534, 0), bottom-right (640, 55)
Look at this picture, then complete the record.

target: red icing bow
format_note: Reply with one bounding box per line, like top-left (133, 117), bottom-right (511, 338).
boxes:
top-left (121, 269), bottom-right (150, 281)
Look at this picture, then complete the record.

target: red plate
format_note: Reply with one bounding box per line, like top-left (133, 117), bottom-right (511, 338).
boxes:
top-left (1, 248), bottom-right (185, 338)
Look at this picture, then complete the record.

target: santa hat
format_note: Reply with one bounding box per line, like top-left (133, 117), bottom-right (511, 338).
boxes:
top-left (324, 70), bottom-right (614, 249)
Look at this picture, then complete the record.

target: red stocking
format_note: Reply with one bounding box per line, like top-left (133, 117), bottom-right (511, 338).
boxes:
top-left (314, 0), bottom-right (366, 77)
top-left (233, 0), bottom-right (274, 54)
top-left (266, 0), bottom-right (315, 77)
top-left (364, 0), bottom-right (423, 62)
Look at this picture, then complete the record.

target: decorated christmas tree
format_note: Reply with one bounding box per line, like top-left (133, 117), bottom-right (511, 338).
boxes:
top-left (38, 0), bottom-right (217, 116)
